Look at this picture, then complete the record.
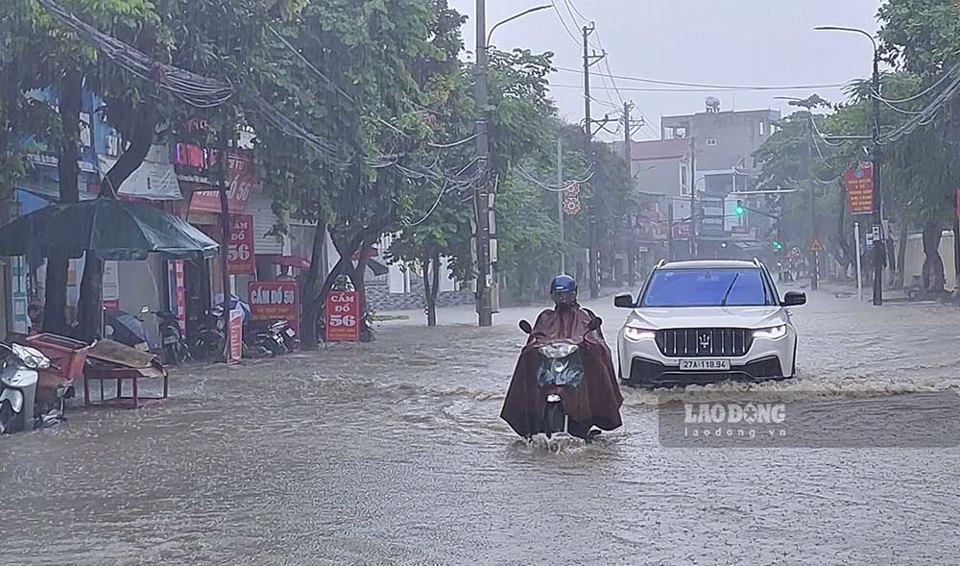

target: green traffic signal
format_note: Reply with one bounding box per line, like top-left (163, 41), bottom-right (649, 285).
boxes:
top-left (772, 240), bottom-right (784, 250)
top-left (734, 200), bottom-right (745, 216)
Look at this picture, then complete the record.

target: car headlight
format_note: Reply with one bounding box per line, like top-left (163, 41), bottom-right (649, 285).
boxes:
top-left (623, 326), bottom-right (656, 341)
top-left (753, 325), bottom-right (787, 340)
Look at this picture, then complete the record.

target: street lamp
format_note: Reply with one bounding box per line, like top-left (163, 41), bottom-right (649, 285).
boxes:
top-left (487, 5), bottom-right (551, 45)
top-left (773, 94), bottom-right (822, 290)
top-left (474, 2), bottom-right (551, 327)
top-left (816, 25), bottom-right (883, 305)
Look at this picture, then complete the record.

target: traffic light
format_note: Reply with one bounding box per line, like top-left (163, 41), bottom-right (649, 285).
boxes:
top-left (772, 240), bottom-right (784, 250)
top-left (734, 200), bottom-right (745, 216)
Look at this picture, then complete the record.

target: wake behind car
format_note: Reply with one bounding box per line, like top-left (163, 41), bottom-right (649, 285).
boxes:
top-left (615, 259), bottom-right (806, 388)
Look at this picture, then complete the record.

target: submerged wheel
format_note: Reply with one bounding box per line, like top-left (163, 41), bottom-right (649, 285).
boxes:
top-left (543, 402), bottom-right (566, 437)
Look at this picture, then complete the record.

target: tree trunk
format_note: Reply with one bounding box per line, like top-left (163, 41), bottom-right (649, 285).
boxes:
top-left (895, 221), bottom-right (909, 289)
top-left (76, 103), bottom-right (157, 341)
top-left (44, 69), bottom-right (83, 334)
top-left (422, 254), bottom-right (435, 327)
top-left (300, 222), bottom-right (326, 349)
top-left (921, 221), bottom-right (945, 292)
top-left (886, 222), bottom-right (898, 287)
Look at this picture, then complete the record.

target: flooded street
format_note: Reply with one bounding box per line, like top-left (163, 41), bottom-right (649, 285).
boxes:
top-left (3, 290), bottom-right (960, 565)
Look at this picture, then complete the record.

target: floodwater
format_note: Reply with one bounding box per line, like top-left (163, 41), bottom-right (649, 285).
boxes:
top-left (2, 290), bottom-right (960, 565)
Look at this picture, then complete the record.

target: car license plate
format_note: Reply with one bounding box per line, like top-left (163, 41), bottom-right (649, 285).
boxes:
top-left (285, 328), bottom-right (296, 337)
top-left (679, 359), bottom-right (731, 371)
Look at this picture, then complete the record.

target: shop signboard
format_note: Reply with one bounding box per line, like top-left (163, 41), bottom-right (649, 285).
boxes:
top-left (228, 308), bottom-right (243, 364)
top-left (324, 291), bottom-right (360, 342)
top-left (102, 261), bottom-right (120, 309)
top-left (248, 280), bottom-right (299, 334)
top-left (227, 214), bottom-right (256, 275)
top-left (846, 162), bottom-right (874, 214)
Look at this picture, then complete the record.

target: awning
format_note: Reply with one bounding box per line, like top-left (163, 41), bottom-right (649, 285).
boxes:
top-left (99, 145), bottom-right (182, 201)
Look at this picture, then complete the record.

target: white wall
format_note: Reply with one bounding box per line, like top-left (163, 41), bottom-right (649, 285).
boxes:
top-left (903, 231), bottom-right (957, 290)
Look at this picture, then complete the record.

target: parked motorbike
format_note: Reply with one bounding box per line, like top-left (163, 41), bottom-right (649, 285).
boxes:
top-left (151, 309), bottom-right (190, 365)
top-left (192, 305), bottom-right (227, 361)
top-left (0, 343), bottom-right (49, 434)
top-left (193, 303), bottom-right (298, 360)
top-left (516, 316), bottom-right (603, 440)
top-left (246, 318), bottom-right (299, 356)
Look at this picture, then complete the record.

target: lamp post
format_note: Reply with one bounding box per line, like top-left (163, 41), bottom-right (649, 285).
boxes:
top-left (815, 25), bottom-right (883, 305)
top-left (774, 95), bottom-right (824, 291)
top-left (474, 2), bottom-right (550, 327)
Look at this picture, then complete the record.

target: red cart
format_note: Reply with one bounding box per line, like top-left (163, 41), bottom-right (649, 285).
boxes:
top-left (22, 333), bottom-right (90, 409)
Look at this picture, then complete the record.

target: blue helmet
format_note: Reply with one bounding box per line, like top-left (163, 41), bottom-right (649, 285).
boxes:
top-left (550, 274), bottom-right (578, 305)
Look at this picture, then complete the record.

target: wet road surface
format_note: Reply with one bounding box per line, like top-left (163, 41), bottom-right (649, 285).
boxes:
top-left (2, 291), bottom-right (960, 565)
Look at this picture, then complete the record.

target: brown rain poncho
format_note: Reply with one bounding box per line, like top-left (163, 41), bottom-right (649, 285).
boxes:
top-left (500, 306), bottom-right (624, 438)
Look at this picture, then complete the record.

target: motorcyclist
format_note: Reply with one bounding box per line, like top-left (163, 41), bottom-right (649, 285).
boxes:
top-left (500, 274), bottom-right (624, 439)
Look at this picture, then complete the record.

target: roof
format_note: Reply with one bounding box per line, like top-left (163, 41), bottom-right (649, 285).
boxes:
top-left (659, 259), bottom-right (759, 270)
top-left (628, 138), bottom-right (691, 161)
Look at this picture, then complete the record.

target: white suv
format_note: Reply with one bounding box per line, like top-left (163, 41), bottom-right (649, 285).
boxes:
top-left (614, 259), bottom-right (805, 388)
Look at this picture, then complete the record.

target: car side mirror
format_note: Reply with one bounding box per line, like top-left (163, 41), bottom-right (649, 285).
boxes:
top-left (783, 291), bottom-right (806, 306)
top-left (518, 320), bottom-right (533, 334)
top-left (614, 293), bottom-right (635, 308)
top-left (587, 317), bottom-right (602, 332)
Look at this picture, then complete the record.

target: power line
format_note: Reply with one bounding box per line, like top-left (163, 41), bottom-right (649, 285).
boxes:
top-left (553, 65), bottom-right (848, 91)
top-left (549, 0), bottom-right (584, 49)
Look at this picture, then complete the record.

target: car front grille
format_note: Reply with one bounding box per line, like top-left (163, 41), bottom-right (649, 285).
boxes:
top-left (655, 328), bottom-right (754, 358)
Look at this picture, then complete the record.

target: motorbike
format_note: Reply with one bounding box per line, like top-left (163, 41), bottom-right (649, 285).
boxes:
top-left (151, 309), bottom-right (190, 365)
top-left (193, 303), bottom-right (298, 360)
top-left (192, 305), bottom-right (227, 361)
top-left (516, 316), bottom-right (603, 440)
top-left (246, 318), bottom-right (299, 356)
top-left (0, 343), bottom-right (50, 434)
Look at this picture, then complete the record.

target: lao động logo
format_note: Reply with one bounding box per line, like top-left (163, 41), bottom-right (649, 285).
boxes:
top-left (683, 401), bottom-right (787, 440)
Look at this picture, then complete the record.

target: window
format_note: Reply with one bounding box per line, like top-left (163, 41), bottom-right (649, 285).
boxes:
top-left (760, 121), bottom-right (767, 136)
top-left (705, 138), bottom-right (718, 147)
top-left (640, 268), bottom-right (774, 307)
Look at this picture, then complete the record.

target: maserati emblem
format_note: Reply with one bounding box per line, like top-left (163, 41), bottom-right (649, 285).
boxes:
top-left (699, 332), bottom-right (712, 349)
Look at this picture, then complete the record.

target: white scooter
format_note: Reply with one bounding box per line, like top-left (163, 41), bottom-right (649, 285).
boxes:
top-left (0, 343), bottom-right (51, 434)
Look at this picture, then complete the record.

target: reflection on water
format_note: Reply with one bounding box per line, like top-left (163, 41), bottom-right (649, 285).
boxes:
top-left (1, 293), bottom-right (959, 564)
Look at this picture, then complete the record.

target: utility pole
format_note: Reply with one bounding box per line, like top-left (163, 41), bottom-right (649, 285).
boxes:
top-left (689, 138), bottom-right (697, 258)
top-left (803, 118), bottom-right (819, 290)
top-left (557, 136), bottom-right (565, 274)
top-left (870, 41), bottom-right (884, 306)
top-left (582, 23), bottom-right (607, 299)
top-left (474, 0), bottom-right (493, 326)
top-left (667, 202), bottom-right (675, 261)
top-left (622, 101), bottom-right (643, 283)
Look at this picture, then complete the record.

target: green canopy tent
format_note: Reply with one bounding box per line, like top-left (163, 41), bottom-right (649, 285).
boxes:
top-left (0, 198), bottom-right (218, 260)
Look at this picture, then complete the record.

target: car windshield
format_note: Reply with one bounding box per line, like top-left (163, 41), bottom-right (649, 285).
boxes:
top-left (641, 268), bottom-right (774, 307)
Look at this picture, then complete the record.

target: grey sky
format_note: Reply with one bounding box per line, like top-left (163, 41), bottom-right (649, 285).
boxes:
top-left (450, 0), bottom-right (884, 140)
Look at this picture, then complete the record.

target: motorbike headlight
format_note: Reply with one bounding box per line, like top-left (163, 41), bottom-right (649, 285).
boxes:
top-left (539, 343), bottom-right (579, 359)
top-left (11, 344), bottom-right (51, 369)
top-left (623, 326), bottom-right (655, 341)
top-left (753, 325), bottom-right (788, 340)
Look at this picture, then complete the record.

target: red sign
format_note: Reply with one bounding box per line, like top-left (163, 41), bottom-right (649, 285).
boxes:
top-left (324, 291), bottom-right (360, 342)
top-left (846, 162), bottom-right (874, 214)
top-left (186, 151), bottom-right (256, 214)
top-left (228, 308), bottom-right (243, 364)
top-left (248, 280), bottom-right (300, 334)
top-left (227, 214), bottom-right (256, 275)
